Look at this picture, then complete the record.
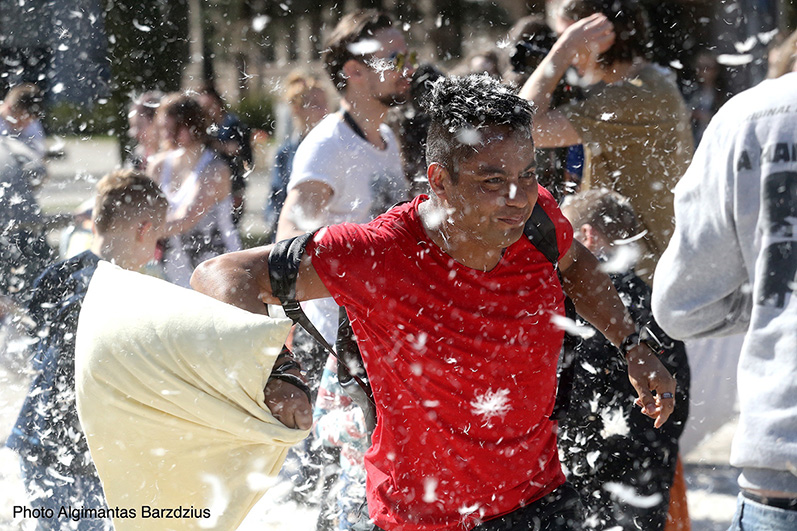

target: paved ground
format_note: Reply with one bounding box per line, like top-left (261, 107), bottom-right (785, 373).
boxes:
top-left (1, 137), bottom-right (741, 529)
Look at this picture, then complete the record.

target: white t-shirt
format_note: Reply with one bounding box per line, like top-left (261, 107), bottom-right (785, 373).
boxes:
top-left (287, 113), bottom-right (407, 343)
top-left (159, 149), bottom-right (242, 288)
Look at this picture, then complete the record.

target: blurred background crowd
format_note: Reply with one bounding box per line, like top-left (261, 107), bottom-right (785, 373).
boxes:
top-left (2, 0), bottom-right (797, 530)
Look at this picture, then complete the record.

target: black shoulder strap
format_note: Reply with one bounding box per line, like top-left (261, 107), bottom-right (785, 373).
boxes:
top-left (268, 233), bottom-right (376, 430)
top-left (522, 201), bottom-right (579, 420)
top-left (268, 232), bottom-right (314, 303)
top-left (523, 202), bottom-right (559, 265)
top-left (268, 207), bottom-right (563, 426)
top-left (336, 306), bottom-right (376, 433)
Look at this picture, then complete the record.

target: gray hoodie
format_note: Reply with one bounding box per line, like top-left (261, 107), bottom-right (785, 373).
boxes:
top-left (652, 72), bottom-right (797, 495)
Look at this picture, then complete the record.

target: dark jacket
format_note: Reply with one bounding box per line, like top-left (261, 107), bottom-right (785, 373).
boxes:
top-left (557, 269), bottom-right (690, 531)
top-left (7, 250), bottom-right (101, 477)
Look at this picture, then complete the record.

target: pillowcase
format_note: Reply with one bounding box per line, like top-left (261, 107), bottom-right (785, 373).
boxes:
top-left (75, 261), bottom-right (308, 530)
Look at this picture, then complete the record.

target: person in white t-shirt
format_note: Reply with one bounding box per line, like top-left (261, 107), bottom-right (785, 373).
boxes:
top-left (273, 9), bottom-right (415, 518)
top-left (276, 9), bottom-right (415, 369)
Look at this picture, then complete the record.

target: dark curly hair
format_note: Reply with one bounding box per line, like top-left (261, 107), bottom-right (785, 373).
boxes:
top-left (421, 74), bottom-right (534, 178)
top-left (158, 92), bottom-right (210, 145)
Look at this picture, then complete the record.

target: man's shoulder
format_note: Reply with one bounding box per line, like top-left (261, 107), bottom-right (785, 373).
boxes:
top-left (319, 199), bottom-right (421, 245)
top-left (570, 65), bottom-right (684, 116)
top-left (300, 114), bottom-right (346, 145)
top-left (27, 252), bottom-right (100, 325)
top-left (293, 115), bottom-right (350, 164)
top-left (731, 74), bottom-right (797, 119)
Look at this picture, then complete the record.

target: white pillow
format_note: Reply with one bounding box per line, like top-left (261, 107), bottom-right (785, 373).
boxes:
top-left (75, 261), bottom-right (307, 530)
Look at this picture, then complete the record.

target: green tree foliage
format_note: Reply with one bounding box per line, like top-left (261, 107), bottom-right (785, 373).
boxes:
top-left (103, 0), bottom-right (190, 153)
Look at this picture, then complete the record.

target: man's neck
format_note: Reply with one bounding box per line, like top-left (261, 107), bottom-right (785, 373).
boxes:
top-left (91, 234), bottom-right (136, 271)
top-left (418, 200), bottom-right (503, 272)
top-left (339, 97), bottom-right (388, 148)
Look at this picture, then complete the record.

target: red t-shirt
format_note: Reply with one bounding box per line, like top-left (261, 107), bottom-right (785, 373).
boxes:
top-left (307, 188), bottom-right (574, 531)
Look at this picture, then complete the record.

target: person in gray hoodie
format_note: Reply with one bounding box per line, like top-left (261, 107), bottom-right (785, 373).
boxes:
top-left (652, 71), bottom-right (797, 529)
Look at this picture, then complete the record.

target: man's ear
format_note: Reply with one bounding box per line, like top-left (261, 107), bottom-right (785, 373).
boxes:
top-left (427, 162), bottom-right (452, 201)
top-left (341, 59), bottom-right (365, 85)
top-left (578, 223), bottom-right (600, 251)
top-left (136, 220), bottom-right (153, 242)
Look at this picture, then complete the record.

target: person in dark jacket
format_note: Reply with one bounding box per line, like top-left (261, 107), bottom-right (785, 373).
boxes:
top-left (6, 170), bottom-right (167, 530)
top-left (0, 137), bottom-right (53, 316)
top-left (558, 188), bottom-right (690, 531)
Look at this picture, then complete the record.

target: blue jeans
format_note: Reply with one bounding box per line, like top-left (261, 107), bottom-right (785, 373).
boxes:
top-left (729, 493), bottom-right (797, 531)
top-left (19, 458), bottom-right (112, 531)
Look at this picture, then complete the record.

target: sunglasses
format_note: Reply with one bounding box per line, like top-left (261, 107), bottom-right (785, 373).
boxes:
top-left (362, 51), bottom-right (419, 72)
top-left (389, 51), bottom-right (418, 71)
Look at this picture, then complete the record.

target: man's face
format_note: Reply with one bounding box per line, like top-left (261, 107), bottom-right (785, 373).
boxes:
top-left (443, 129), bottom-right (539, 251)
top-left (360, 28), bottom-right (414, 107)
top-left (128, 109), bottom-right (154, 145)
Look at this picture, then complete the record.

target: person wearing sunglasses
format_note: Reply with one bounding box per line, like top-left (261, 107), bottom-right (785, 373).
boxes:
top-left (272, 8), bottom-right (416, 520)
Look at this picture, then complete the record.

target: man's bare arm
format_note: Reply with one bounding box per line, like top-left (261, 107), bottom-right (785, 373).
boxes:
top-left (519, 13), bottom-right (614, 148)
top-left (558, 240), bottom-right (676, 428)
top-left (190, 244), bottom-right (331, 313)
top-left (191, 244), bottom-right (331, 431)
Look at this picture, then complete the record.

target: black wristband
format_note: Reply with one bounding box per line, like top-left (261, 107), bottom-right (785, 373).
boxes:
top-left (273, 345), bottom-right (302, 374)
top-left (272, 359), bottom-right (302, 374)
top-left (639, 325), bottom-right (666, 356)
top-left (618, 331), bottom-right (640, 357)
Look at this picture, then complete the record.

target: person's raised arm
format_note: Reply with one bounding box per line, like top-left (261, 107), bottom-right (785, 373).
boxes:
top-left (558, 239), bottom-right (676, 428)
top-left (518, 13), bottom-right (614, 148)
top-left (190, 243), bottom-right (331, 314)
top-left (276, 180), bottom-right (334, 241)
top-left (191, 244), bottom-right (331, 430)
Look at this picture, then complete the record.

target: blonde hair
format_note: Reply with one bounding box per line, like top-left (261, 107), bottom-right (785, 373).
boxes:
top-left (93, 169), bottom-right (168, 234)
top-left (283, 71), bottom-right (324, 108)
top-left (562, 188), bottom-right (640, 242)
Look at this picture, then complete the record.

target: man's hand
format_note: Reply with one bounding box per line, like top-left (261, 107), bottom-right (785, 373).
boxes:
top-left (264, 377), bottom-right (313, 430)
top-left (625, 344), bottom-right (677, 429)
top-left (558, 13), bottom-right (615, 68)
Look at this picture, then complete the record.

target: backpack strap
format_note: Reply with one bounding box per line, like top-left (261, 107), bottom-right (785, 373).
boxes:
top-left (268, 233), bottom-right (376, 424)
top-left (522, 201), bottom-right (579, 420)
top-left (336, 306), bottom-right (376, 434)
top-left (524, 202), bottom-right (560, 265)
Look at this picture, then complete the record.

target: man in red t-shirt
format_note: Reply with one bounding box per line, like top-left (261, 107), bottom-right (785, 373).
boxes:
top-left (192, 75), bottom-right (677, 531)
